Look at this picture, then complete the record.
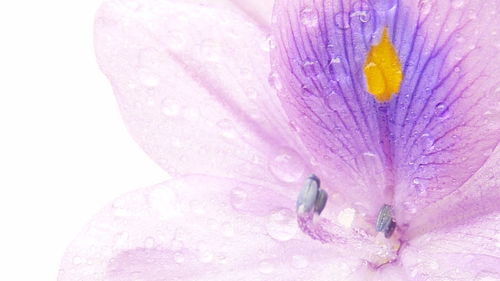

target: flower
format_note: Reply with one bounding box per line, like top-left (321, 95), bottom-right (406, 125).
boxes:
top-left (59, 0), bottom-right (500, 280)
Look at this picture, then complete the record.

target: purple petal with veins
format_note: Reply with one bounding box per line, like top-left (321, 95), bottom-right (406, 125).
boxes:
top-left (60, 0), bottom-right (500, 280)
top-left (271, 0), bottom-right (500, 225)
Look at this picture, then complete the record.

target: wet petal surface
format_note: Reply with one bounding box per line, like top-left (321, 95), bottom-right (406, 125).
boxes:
top-left (271, 0), bottom-right (500, 222)
top-left (95, 0), bottom-right (310, 184)
top-left (59, 176), bottom-right (381, 281)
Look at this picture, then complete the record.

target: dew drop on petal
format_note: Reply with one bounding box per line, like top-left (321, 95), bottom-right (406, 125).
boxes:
top-left (266, 208), bottom-right (297, 241)
top-left (229, 187), bottom-right (248, 210)
top-left (197, 245), bottom-right (214, 263)
top-left (372, 0), bottom-right (397, 11)
top-left (221, 222), bottom-right (235, 237)
top-left (451, 0), bottom-right (464, 9)
top-left (269, 148), bottom-right (305, 183)
top-left (291, 255), bottom-right (309, 269)
top-left (300, 7), bottom-right (318, 27)
top-left (140, 72), bottom-right (159, 88)
top-left (161, 98), bottom-right (180, 117)
top-left (144, 237), bottom-right (155, 248)
top-left (268, 72), bottom-right (283, 91)
top-left (352, 1), bottom-right (372, 23)
top-left (259, 260), bottom-right (275, 274)
top-left (174, 252), bottom-right (185, 264)
top-left (434, 102), bottom-right (450, 119)
top-left (334, 12), bottom-right (351, 29)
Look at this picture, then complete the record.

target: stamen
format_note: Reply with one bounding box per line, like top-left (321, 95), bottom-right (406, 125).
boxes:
top-left (375, 204), bottom-right (397, 238)
top-left (296, 175), bottom-right (328, 215)
top-left (314, 189), bottom-right (328, 215)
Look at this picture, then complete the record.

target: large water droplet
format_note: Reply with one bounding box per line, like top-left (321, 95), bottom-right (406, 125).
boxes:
top-left (300, 7), bottom-right (318, 27)
top-left (372, 0), bottom-right (397, 11)
top-left (352, 1), bottom-right (372, 23)
top-left (266, 208), bottom-right (297, 241)
top-left (269, 147), bottom-right (305, 183)
top-left (334, 12), bottom-right (351, 29)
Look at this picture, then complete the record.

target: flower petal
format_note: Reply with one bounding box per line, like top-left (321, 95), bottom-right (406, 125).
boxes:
top-left (95, 0), bottom-right (311, 184)
top-left (271, 0), bottom-right (500, 221)
top-left (407, 145), bottom-right (500, 238)
top-left (58, 176), bottom-right (375, 281)
top-left (401, 212), bottom-right (500, 281)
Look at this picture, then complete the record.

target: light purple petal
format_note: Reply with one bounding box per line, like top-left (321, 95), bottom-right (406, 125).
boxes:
top-left (407, 146), bottom-right (500, 238)
top-left (95, 0), bottom-right (312, 184)
top-left (401, 212), bottom-right (500, 280)
top-left (271, 0), bottom-right (500, 223)
top-left (58, 176), bottom-right (399, 281)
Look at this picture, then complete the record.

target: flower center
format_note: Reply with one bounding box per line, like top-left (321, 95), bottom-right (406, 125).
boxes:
top-left (296, 175), bottom-right (402, 268)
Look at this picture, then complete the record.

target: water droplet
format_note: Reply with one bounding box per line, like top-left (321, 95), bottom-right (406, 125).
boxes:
top-left (165, 30), bottom-right (186, 51)
top-left (221, 222), bottom-right (235, 237)
top-left (268, 72), bottom-right (283, 91)
top-left (217, 119), bottom-right (237, 139)
top-left (259, 260), bottom-right (275, 274)
top-left (140, 72), bottom-right (159, 88)
top-left (402, 201), bottom-right (417, 214)
top-left (144, 237), bottom-right (155, 248)
top-left (230, 188), bottom-right (248, 209)
top-left (334, 12), bottom-right (351, 29)
top-left (451, 0), bottom-right (464, 9)
top-left (269, 147), bottom-right (305, 183)
top-left (161, 99), bottom-right (180, 117)
top-left (190, 200), bottom-right (205, 215)
top-left (72, 256), bottom-right (84, 265)
top-left (300, 7), bottom-right (318, 27)
top-left (372, 0), bottom-right (397, 11)
top-left (303, 58), bottom-right (317, 75)
top-left (197, 245), bottom-right (214, 263)
top-left (434, 102), bottom-right (450, 119)
top-left (266, 208), bottom-right (297, 241)
top-left (139, 48), bottom-right (161, 67)
top-left (418, 0), bottom-right (432, 15)
top-left (292, 255), bottom-right (309, 269)
top-left (174, 252), bottom-right (185, 264)
top-left (200, 40), bottom-right (219, 62)
top-left (352, 1), bottom-right (372, 23)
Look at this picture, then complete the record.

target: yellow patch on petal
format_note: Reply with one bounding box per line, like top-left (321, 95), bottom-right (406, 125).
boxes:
top-left (363, 27), bottom-right (403, 102)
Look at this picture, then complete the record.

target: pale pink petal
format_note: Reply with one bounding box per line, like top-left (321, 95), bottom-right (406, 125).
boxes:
top-left (191, 0), bottom-right (273, 31)
top-left (58, 176), bottom-right (394, 281)
top-left (95, 0), bottom-right (312, 184)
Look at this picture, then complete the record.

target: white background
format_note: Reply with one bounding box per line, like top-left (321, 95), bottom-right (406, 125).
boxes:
top-left (0, 1), bottom-right (169, 280)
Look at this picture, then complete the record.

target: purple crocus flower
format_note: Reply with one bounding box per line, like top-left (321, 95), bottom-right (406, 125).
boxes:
top-left (59, 0), bottom-right (500, 280)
